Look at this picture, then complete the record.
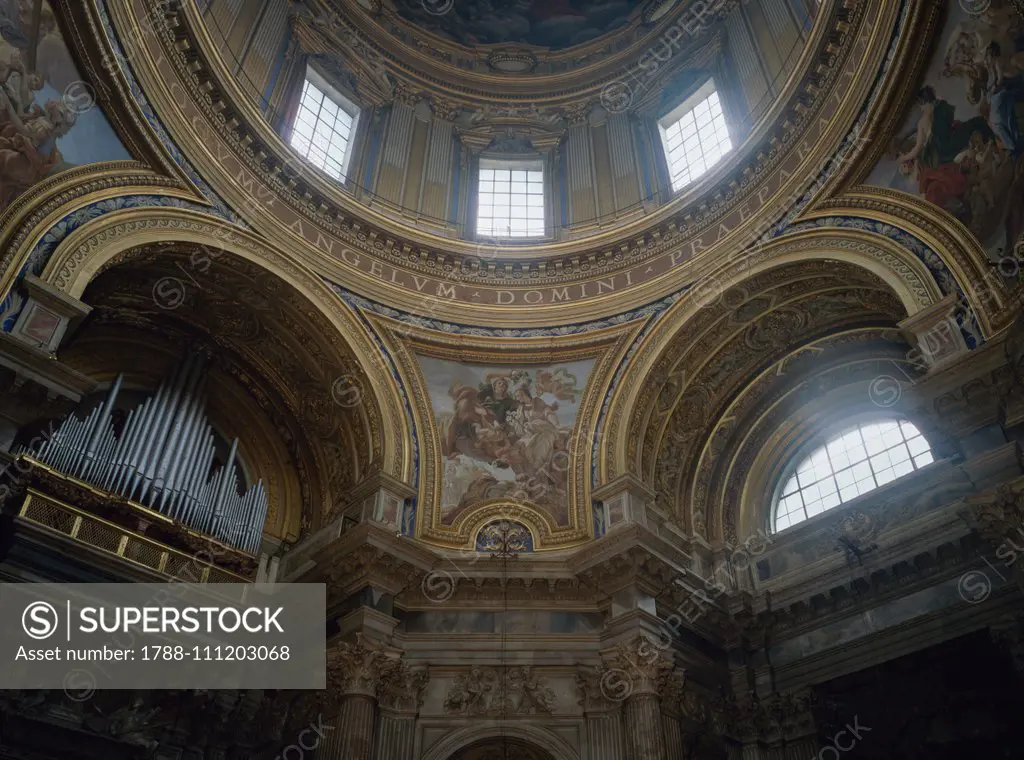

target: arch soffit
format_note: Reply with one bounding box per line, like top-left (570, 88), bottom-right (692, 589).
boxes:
top-left (420, 724), bottom-right (579, 760)
top-left (600, 226), bottom-right (942, 484)
top-left (39, 205), bottom-right (410, 482)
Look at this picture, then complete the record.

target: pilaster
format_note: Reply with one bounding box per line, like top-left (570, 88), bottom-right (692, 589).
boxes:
top-left (6, 275), bottom-right (91, 353)
top-left (319, 636), bottom-right (426, 760)
top-left (898, 293), bottom-right (970, 373)
top-left (592, 473), bottom-right (657, 532)
top-left (343, 470), bottom-right (417, 529)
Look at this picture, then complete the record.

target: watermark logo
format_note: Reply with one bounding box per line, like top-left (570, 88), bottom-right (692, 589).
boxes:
top-left (422, 570), bottom-right (455, 602)
top-left (600, 81), bottom-right (634, 114)
top-left (22, 602), bottom-right (59, 640)
top-left (867, 375), bottom-right (901, 408)
top-left (960, 0), bottom-right (992, 14)
top-left (958, 570), bottom-right (992, 604)
top-left (599, 668), bottom-right (633, 702)
top-left (63, 669), bottom-right (97, 702)
top-left (62, 81), bottom-right (96, 116)
top-left (152, 276), bottom-right (187, 310)
top-left (330, 375), bottom-right (363, 408)
top-left (421, 0), bottom-right (454, 15)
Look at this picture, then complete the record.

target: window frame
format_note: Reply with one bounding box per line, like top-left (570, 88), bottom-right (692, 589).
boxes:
top-left (657, 78), bottom-right (733, 194)
top-left (473, 156), bottom-right (550, 241)
top-left (288, 65), bottom-right (361, 185)
top-left (769, 414), bottom-right (938, 534)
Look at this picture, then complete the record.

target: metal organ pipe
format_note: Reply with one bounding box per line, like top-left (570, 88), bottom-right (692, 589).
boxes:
top-left (78, 373), bottom-right (123, 475)
top-left (131, 353), bottom-right (194, 501)
top-left (17, 354), bottom-right (269, 554)
top-left (162, 381), bottom-right (206, 516)
top-left (151, 363), bottom-right (204, 506)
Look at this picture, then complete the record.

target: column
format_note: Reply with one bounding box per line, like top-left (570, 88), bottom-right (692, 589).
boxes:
top-left (323, 695), bottom-right (376, 760)
top-left (317, 637), bottom-right (393, 760)
top-left (660, 668), bottom-right (687, 759)
top-left (565, 109), bottom-right (597, 226)
top-left (599, 634), bottom-right (675, 760)
top-left (625, 693), bottom-right (668, 760)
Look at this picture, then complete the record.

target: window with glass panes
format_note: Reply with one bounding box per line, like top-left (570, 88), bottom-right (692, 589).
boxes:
top-left (659, 81), bottom-right (732, 192)
top-left (290, 72), bottom-right (358, 182)
top-left (773, 420), bottom-right (933, 531)
top-left (476, 160), bottom-right (545, 238)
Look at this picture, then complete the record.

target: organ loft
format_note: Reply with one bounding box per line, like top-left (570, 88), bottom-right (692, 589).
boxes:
top-left (1, 0), bottom-right (1024, 757)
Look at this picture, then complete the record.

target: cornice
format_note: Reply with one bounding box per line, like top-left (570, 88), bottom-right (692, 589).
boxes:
top-left (69, 0), bottom-right (926, 326)
top-left (298, 0), bottom-right (736, 104)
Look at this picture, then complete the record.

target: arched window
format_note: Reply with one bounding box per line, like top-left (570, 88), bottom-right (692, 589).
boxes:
top-left (773, 420), bottom-right (933, 532)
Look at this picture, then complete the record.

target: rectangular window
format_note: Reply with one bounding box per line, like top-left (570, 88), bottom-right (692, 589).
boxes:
top-left (659, 80), bottom-right (732, 193)
top-left (476, 159), bottom-right (545, 239)
top-left (290, 68), bottom-right (359, 183)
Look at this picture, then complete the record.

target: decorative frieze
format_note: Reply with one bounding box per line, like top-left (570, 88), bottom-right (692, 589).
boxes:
top-left (377, 659), bottom-right (429, 714)
top-left (443, 666), bottom-right (556, 716)
top-left (963, 480), bottom-right (1024, 546)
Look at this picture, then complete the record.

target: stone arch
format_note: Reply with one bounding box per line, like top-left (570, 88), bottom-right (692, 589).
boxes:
top-left (598, 228), bottom-right (944, 487)
top-left (820, 186), bottom-right (1017, 335)
top-left (37, 205), bottom-right (411, 485)
top-left (421, 724), bottom-right (579, 760)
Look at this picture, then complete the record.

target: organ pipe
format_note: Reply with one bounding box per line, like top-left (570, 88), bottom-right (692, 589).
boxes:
top-left (17, 356), bottom-right (268, 554)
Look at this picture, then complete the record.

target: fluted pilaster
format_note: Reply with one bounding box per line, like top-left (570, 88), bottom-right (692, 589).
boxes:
top-left (318, 636), bottom-right (427, 760)
top-left (373, 714), bottom-right (415, 760)
top-left (663, 713), bottom-right (685, 758)
top-left (576, 665), bottom-right (626, 760)
top-left (317, 694), bottom-right (376, 760)
top-left (625, 692), bottom-right (668, 760)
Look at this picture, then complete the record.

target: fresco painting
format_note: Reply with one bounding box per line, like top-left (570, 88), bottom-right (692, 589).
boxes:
top-left (0, 0), bottom-right (129, 211)
top-left (867, 0), bottom-right (1024, 259)
top-left (417, 355), bottom-right (594, 527)
top-left (392, 0), bottom-right (644, 49)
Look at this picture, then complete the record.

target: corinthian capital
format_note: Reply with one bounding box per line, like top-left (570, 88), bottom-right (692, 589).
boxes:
top-left (326, 635), bottom-right (398, 700)
top-left (599, 634), bottom-right (675, 698)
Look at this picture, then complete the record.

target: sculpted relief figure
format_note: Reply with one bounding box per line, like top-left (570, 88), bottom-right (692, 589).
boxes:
top-left (444, 666), bottom-right (556, 716)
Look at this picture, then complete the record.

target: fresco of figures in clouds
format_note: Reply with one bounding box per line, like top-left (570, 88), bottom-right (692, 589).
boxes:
top-left (867, 0), bottom-right (1024, 260)
top-left (1, 0), bottom-right (128, 211)
top-left (416, 355), bottom-right (595, 528)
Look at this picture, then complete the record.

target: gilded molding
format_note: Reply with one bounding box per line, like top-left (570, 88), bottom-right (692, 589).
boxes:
top-left (35, 206), bottom-right (408, 487)
top-left (600, 230), bottom-right (942, 489)
top-left (369, 314), bottom-right (642, 550)
top-left (65, 0), bottom-right (935, 327)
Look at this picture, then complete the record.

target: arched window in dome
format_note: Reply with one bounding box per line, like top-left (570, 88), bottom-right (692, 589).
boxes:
top-left (773, 420), bottom-right (934, 532)
top-left (289, 67), bottom-right (359, 183)
top-left (658, 79), bottom-right (733, 192)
